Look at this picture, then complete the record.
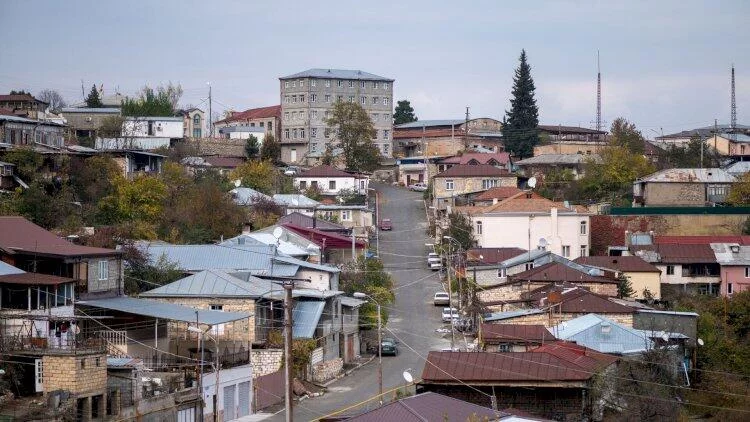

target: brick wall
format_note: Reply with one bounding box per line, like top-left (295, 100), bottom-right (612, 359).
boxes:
top-left (186, 138), bottom-right (247, 157)
top-left (311, 358), bottom-right (343, 384)
top-left (151, 297), bottom-right (255, 342)
top-left (251, 349), bottom-right (283, 378)
top-left (43, 353), bottom-right (107, 395)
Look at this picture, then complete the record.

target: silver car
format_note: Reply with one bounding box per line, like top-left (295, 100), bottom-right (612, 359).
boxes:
top-left (433, 291), bottom-right (450, 306)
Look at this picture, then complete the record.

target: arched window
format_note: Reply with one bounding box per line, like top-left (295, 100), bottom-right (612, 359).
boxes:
top-left (193, 114), bottom-right (201, 126)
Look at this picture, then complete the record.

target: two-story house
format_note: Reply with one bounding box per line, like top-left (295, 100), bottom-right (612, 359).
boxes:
top-left (96, 116), bottom-right (184, 150)
top-left (294, 165), bottom-right (370, 196)
top-left (433, 164), bottom-right (517, 211)
top-left (514, 153), bottom-right (598, 181)
top-left (0, 93), bottom-right (49, 119)
top-left (393, 118), bottom-right (504, 158)
top-left (212, 105), bottom-right (281, 140)
top-left (0, 115), bottom-right (66, 150)
top-left (631, 243), bottom-right (720, 299)
top-left (710, 242), bottom-right (750, 296)
top-left (632, 168), bottom-right (735, 207)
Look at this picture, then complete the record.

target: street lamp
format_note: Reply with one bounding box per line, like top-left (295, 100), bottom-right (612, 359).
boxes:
top-left (188, 324), bottom-right (220, 422)
top-left (442, 236), bottom-right (461, 350)
top-left (353, 291), bottom-right (383, 405)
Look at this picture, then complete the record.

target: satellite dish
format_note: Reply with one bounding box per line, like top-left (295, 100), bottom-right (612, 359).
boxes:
top-left (272, 227), bottom-right (284, 240)
top-left (402, 370), bottom-right (413, 383)
top-left (528, 177), bottom-right (537, 189)
top-left (661, 333), bottom-right (670, 342)
top-left (234, 179), bottom-right (242, 187)
top-left (697, 338), bottom-right (704, 346)
top-left (538, 238), bottom-right (548, 249)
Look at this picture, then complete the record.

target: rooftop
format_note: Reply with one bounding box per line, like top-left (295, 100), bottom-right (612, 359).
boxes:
top-left (215, 105), bottom-right (281, 124)
top-left (60, 107), bottom-right (121, 114)
top-left (484, 308), bottom-right (545, 322)
top-left (480, 324), bottom-right (556, 343)
top-left (343, 392), bottom-right (506, 422)
top-left (79, 296), bottom-right (251, 325)
top-left (551, 314), bottom-right (653, 355)
top-left (0, 94), bottom-right (47, 104)
top-left (654, 235), bottom-right (750, 245)
top-left (280, 68), bottom-right (393, 82)
top-left (139, 269), bottom-right (280, 298)
top-left (525, 286), bottom-right (635, 314)
top-left (473, 186), bottom-right (524, 201)
top-left (273, 194), bottom-right (320, 208)
top-left (462, 191), bottom-right (578, 215)
top-left (230, 187), bottom-right (273, 205)
top-left (439, 152), bottom-right (511, 166)
top-left (635, 168), bottom-right (735, 184)
top-left (467, 247), bottom-right (527, 265)
top-left (717, 133), bottom-right (750, 143)
top-left (0, 216), bottom-right (120, 258)
top-left (657, 124), bottom-right (750, 140)
top-left (297, 165), bottom-right (362, 178)
top-left (511, 261), bottom-right (619, 285)
top-left (573, 256), bottom-right (661, 273)
top-left (394, 119), bottom-right (464, 129)
top-left (538, 125), bottom-right (606, 135)
top-left (434, 164), bottom-right (513, 178)
top-left (278, 212), bottom-right (348, 232)
top-left (710, 243), bottom-right (750, 265)
top-left (515, 153), bottom-right (598, 166)
top-left (631, 243), bottom-right (717, 264)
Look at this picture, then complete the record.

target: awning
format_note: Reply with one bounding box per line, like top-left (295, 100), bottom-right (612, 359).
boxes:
top-left (292, 301), bottom-right (325, 339)
top-left (78, 296), bottom-right (251, 325)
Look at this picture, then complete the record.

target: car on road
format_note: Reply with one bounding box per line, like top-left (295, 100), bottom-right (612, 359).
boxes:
top-left (408, 182), bottom-right (428, 192)
top-left (429, 261), bottom-right (443, 271)
top-left (427, 253), bottom-right (442, 269)
top-left (433, 292), bottom-right (450, 306)
top-left (441, 307), bottom-right (459, 323)
top-left (379, 219), bottom-right (392, 230)
top-left (380, 338), bottom-right (398, 356)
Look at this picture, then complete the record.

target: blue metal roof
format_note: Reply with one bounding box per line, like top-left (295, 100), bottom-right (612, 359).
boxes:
top-left (394, 120), bottom-right (463, 129)
top-left (720, 133), bottom-right (750, 143)
top-left (552, 314), bottom-right (653, 355)
top-left (0, 261), bottom-right (24, 276)
top-left (292, 301), bottom-right (325, 338)
top-left (483, 308), bottom-right (544, 322)
top-left (139, 269), bottom-right (280, 298)
top-left (280, 68), bottom-right (393, 82)
top-left (79, 296), bottom-right (251, 325)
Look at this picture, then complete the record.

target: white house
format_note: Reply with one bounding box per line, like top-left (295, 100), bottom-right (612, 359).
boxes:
top-left (294, 165), bottom-right (369, 196)
top-left (459, 191), bottom-right (591, 259)
top-left (218, 125), bottom-right (266, 142)
top-left (122, 116), bottom-right (184, 138)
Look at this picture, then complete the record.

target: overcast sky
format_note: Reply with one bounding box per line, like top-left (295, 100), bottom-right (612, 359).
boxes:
top-left (1, 0), bottom-right (748, 136)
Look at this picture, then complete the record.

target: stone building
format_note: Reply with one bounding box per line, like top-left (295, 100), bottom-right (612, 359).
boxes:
top-left (0, 93), bottom-right (49, 119)
top-left (213, 105), bottom-right (281, 141)
top-left (60, 107), bottom-right (121, 139)
top-left (278, 68), bottom-right (394, 164)
top-left (394, 118), bottom-right (503, 158)
top-left (632, 168), bottom-right (735, 207)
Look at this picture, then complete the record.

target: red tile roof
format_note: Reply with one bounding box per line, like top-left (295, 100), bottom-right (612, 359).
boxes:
top-left (434, 164), bottom-right (512, 178)
top-left (0, 272), bottom-right (75, 285)
top-left (0, 217), bottom-right (120, 258)
top-left (480, 324), bottom-right (556, 343)
top-left (631, 244), bottom-right (717, 264)
top-left (473, 187), bottom-right (523, 201)
top-left (510, 262), bottom-right (619, 284)
top-left (215, 105), bottom-right (281, 124)
top-left (655, 235), bottom-right (750, 245)
top-left (420, 348), bottom-right (612, 383)
top-left (343, 392), bottom-right (505, 422)
top-left (461, 191), bottom-right (576, 215)
top-left (439, 152), bottom-right (511, 165)
top-left (574, 256), bottom-right (660, 273)
top-left (0, 94), bottom-right (47, 104)
top-left (297, 165), bottom-right (360, 178)
top-left (467, 247), bottom-right (527, 265)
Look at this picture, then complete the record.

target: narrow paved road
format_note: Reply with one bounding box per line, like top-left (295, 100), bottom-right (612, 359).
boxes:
top-left (270, 183), bottom-right (452, 421)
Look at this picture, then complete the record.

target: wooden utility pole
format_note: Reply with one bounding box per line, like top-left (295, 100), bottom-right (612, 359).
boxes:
top-left (283, 280), bottom-right (294, 422)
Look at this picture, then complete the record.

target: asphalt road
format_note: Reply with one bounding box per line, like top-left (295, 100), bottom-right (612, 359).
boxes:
top-left (269, 183), bottom-right (454, 421)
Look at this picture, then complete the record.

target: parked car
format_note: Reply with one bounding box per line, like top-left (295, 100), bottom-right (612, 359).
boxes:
top-left (427, 252), bottom-right (441, 269)
top-left (408, 182), bottom-right (428, 192)
top-left (283, 166), bottom-right (299, 176)
top-left (433, 292), bottom-right (450, 306)
top-left (429, 261), bottom-right (443, 271)
top-left (441, 307), bottom-right (459, 323)
top-left (379, 219), bottom-right (392, 230)
top-left (380, 338), bottom-right (398, 356)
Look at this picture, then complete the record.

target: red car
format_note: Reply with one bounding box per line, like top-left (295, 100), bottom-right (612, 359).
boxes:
top-left (379, 219), bottom-right (392, 230)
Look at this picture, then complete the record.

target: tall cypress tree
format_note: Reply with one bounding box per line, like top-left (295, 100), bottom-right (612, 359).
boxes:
top-left (502, 50), bottom-right (539, 158)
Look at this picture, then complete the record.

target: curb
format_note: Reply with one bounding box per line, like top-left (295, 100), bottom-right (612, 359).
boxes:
top-left (316, 354), bottom-right (377, 389)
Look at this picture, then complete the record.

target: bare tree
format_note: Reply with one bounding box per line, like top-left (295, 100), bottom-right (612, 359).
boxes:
top-left (37, 89), bottom-right (67, 111)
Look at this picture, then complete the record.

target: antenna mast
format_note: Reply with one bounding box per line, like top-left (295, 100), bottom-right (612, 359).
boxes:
top-left (729, 63), bottom-right (737, 131)
top-left (596, 51), bottom-right (602, 132)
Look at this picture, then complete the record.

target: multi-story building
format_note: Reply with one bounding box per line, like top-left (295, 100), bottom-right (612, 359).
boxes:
top-left (0, 93), bottom-right (49, 119)
top-left (279, 69), bottom-right (395, 165)
top-left (213, 105), bottom-right (281, 140)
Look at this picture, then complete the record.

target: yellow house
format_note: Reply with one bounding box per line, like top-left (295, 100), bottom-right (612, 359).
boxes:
top-left (574, 256), bottom-right (661, 300)
top-left (705, 133), bottom-right (750, 157)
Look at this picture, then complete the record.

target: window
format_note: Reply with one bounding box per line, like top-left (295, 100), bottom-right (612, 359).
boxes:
top-left (372, 96), bottom-right (379, 105)
top-left (372, 113), bottom-right (378, 121)
top-left (285, 129), bottom-right (290, 139)
top-left (299, 79), bottom-right (304, 87)
top-left (361, 81), bottom-right (366, 88)
top-left (384, 82), bottom-right (389, 90)
top-left (260, 122), bottom-right (264, 127)
top-left (562, 245), bottom-right (570, 257)
top-left (667, 265), bottom-right (675, 275)
top-left (482, 179), bottom-right (499, 190)
top-left (311, 128), bottom-right (317, 138)
top-left (348, 96), bottom-right (354, 103)
top-left (498, 344), bottom-right (511, 352)
top-left (348, 81), bottom-right (354, 88)
top-left (384, 113), bottom-right (390, 121)
top-left (210, 304), bottom-right (225, 335)
top-left (285, 81), bottom-right (290, 88)
top-left (80, 358), bottom-right (86, 369)
top-left (292, 95), bottom-right (297, 103)
top-left (476, 220), bottom-right (483, 235)
top-left (383, 130), bottom-right (390, 139)
top-left (373, 82), bottom-right (379, 89)
top-left (325, 94), bottom-right (331, 103)
top-left (311, 80), bottom-right (316, 87)
top-left (728, 283), bottom-right (734, 294)
top-left (299, 181), bottom-right (307, 189)
top-left (310, 143), bottom-right (317, 152)
top-left (193, 114), bottom-right (201, 126)
top-left (341, 210), bottom-right (351, 221)
top-left (292, 129), bottom-right (298, 139)
top-left (337, 80), bottom-right (343, 87)
top-left (337, 95), bottom-right (343, 102)
top-left (311, 94), bottom-right (317, 102)
top-left (299, 111), bottom-right (305, 120)
top-left (580, 245), bottom-right (587, 256)
top-left (268, 121), bottom-right (272, 130)
top-left (325, 80), bottom-right (331, 87)
top-left (580, 221), bottom-right (587, 235)
top-left (284, 95), bottom-right (290, 104)
top-left (383, 97), bottom-right (389, 105)
top-left (329, 180), bottom-right (336, 190)
top-left (291, 111), bottom-right (296, 120)
top-left (311, 110), bottom-right (318, 119)
top-left (745, 267), bottom-right (750, 278)
top-left (292, 80), bottom-right (297, 87)
top-left (525, 263), bottom-right (534, 270)
top-left (250, 122), bottom-right (255, 127)
top-left (284, 112), bottom-right (289, 121)
top-left (383, 143), bottom-right (389, 154)
top-left (98, 260), bottom-right (108, 280)
top-left (300, 94), bottom-right (305, 102)
top-left (324, 129), bottom-right (330, 139)
top-left (96, 357), bottom-right (101, 367)
top-left (300, 128), bottom-right (305, 138)
top-left (192, 128), bottom-right (201, 138)
top-left (361, 96), bottom-right (366, 104)
top-left (445, 179), bottom-right (454, 190)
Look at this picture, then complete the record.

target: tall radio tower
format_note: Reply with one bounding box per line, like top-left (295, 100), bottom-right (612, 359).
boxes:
top-left (729, 63), bottom-right (737, 131)
top-left (596, 51), bottom-right (602, 132)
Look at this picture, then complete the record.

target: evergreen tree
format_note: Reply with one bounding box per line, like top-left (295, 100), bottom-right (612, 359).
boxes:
top-left (260, 133), bottom-right (281, 163)
top-left (85, 84), bottom-right (103, 108)
top-left (393, 100), bottom-right (418, 125)
top-left (245, 135), bottom-right (260, 158)
top-left (502, 50), bottom-right (539, 159)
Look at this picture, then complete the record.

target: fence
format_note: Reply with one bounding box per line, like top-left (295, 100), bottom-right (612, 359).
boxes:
top-left (134, 349), bottom-right (251, 371)
top-left (253, 370), bottom-right (285, 412)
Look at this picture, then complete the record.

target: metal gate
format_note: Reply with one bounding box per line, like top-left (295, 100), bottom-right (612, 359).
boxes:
top-left (223, 384), bottom-right (236, 421)
top-left (237, 381), bottom-right (250, 417)
top-left (177, 407), bottom-right (196, 422)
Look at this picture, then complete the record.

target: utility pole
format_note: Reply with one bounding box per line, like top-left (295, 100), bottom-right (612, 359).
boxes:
top-left (464, 107), bottom-right (470, 150)
top-left (283, 280), bottom-right (294, 422)
top-left (731, 64), bottom-right (737, 131)
top-left (596, 51), bottom-right (602, 132)
top-left (208, 82), bottom-right (213, 138)
top-left (558, 124), bottom-right (562, 154)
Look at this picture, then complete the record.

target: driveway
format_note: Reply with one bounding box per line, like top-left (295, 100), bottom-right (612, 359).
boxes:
top-left (268, 183), bottom-right (452, 421)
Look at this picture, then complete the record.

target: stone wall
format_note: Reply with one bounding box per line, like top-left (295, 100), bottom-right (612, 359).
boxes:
top-left (251, 349), bottom-right (283, 378)
top-left (477, 280), bottom-right (617, 304)
top-left (43, 353), bottom-right (107, 396)
top-left (186, 138), bottom-right (247, 157)
top-left (311, 358), bottom-right (343, 384)
top-left (86, 257), bottom-right (122, 295)
top-left (151, 297), bottom-right (255, 343)
top-left (645, 182), bottom-right (704, 206)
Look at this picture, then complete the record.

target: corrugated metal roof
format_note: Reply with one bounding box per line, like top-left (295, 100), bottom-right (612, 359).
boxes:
top-left (636, 168), bottom-right (735, 183)
top-left (0, 216), bottom-right (120, 258)
top-left (124, 116), bottom-right (183, 122)
top-left (140, 243), bottom-right (286, 275)
top-left (637, 309), bottom-right (699, 317)
top-left (499, 249), bottom-right (550, 269)
top-left (434, 164), bottom-right (512, 178)
top-left (265, 289), bottom-right (343, 301)
top-left (297, 165), bottom-right (360, 178)
top-left (724, 161), bottom-right (750, 176)
top-left (218, 126), bottom-right (266, 134)
top-left (78, 296), bottom-right (251, 325)
top-left (481, 324), bottom-right (555, 343)
top-left (340, 296), bottom-right (367, 308)
top-left (515, 153), bottom-right (597, 166)
top-left (278, 212), bottom-right (347, 232)
top-left (0, 114), bottom-right (66, 126)
top-left (394, 119), bottom-right (464, 129)
top-left (107, 357), bottom-right (143, 368)
top-left (0, 261), bottom-right (24, 276)
top-left (253, 225), bottom-right (323, 256)
top-left (711, 243), bottom-right (750, 265)
top-left (719, 133), bottom-right (750, 143)
top-left (272, 194), bottom-right (320, 208)
top-left (280, 68), bottom-right (393, 82)
top-left (230, 187), bottom-right (273, 205)
top-left (345, 392), bottom-right (506, 422)
top-left (574, 256), bottom-right (661, 273)
top-left (292, 301), bottom-right (325, 338)
top-left (229, 233), bottom-right (310, 257)
top-left (139, 269), bottom-right (279, 298)
top-left (551, 314), bottom-right (652, 355)
top-left (484, 309), bottom-right (544, 322)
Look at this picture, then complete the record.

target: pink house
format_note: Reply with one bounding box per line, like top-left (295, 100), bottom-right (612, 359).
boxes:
top-left (710, 243), bottom-right (750, 296)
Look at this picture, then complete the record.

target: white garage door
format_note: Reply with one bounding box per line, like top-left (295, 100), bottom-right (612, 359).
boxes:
top-left (224, 384), bottom-right (236, 421)
top-left (238, 381), bottom-right (251, 417)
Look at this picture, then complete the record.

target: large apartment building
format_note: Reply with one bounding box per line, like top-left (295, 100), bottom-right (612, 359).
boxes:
top-left (279, 68), bottom-right (395, 165)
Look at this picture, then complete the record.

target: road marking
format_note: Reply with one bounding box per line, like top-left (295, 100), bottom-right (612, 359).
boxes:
top-left (328, 386), bottom-right (353, 393)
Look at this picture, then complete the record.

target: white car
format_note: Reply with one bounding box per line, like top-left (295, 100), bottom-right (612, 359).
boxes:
top-left (427, 252), bottom-right (441, 265)
top-left (429, 262), bottom-right (443, 271)
top-left (283, 166), bottom-right (299, 176)
top-left (441, 307), bottom-right (459, 323)
top-left (409, 182), bottom-right (428, 192)
top-left (433, 292), bottom-right (450, 306)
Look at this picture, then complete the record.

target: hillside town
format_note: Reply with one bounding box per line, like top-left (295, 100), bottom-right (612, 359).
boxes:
top-left (1, 2), bottom-right (750, 422)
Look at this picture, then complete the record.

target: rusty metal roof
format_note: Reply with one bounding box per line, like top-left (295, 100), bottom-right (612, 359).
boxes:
top-left (343, 392), bottom-right (506, 421)
top-left (480, 324), bottom-right (556, 343)
top-left (0, 216), bottom-right (120, 258)
top-left (574, 256), bottom-right (660, 273)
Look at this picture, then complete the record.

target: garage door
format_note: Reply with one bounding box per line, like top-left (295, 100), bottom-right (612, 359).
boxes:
top-left (238, 381), bottom-right (251, 417)
top-left (223, 384), bottom-right (236, 421)
top-left (177, 407), bottom-right (196, 422)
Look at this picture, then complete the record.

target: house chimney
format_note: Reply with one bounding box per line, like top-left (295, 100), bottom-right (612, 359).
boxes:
top-left (492, 198), bottom-right (499, 205)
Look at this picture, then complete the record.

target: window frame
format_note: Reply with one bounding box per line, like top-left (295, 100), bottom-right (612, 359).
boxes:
top-left (98, 260), bottom-right (109, 281)
top-left (580, 221), bottom-right (587, 235)
top-left (329, 180), bottom-right (336, 190)
top-left (445, 179), bottom-right (454, 191)
top-left (475, 220), bottom-right (483, 235)
top-left (667, 265), bottom-right (675, 275)
top-left (562, 245), bottom-right (571, 258)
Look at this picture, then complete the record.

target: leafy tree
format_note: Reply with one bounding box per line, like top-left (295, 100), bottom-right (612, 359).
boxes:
top-left (121, 244), bottom-right (183, 294)
top-left (229, 159), bottom-right (276, 194)
top-left (68, 155), bottom-right (120, 219)
top-left (393, 100), bottom-right (418, 125)
top-left (259, 133), bottom-right (281, 163)
top-left (325, 101), bottom-right (381, 172)
top-left (247, 196), bottom-right (283, 231)
top-left (121, 84), bottom-right (180, 116)
top-left (538, 168), bottom-right (575, 201)
top-left (245, 135), bottom-right (260, 158)
top-left (1, 148), bottom-right (43, 183)
top-left (16, 181), bottom-right (80, 230)
top-left (97, 175), bottom-right (167, 239)
top-left (727, 172), bottom-right (750, 205)
top-left (743, 216), bottom-right (750, 235)
top-left (339, 256), bottom-right (395, 329)
top-left (85, 84), bottom-right (103, 107)
top-left (98, 115), bottom-right (125, 138)
top-left (609, 117), bottom-right (646, 154)
top-left (303, 184), bottom-right (323, 201)
top-left (443, 212), bottom-right (475, 251)
top-left (578, 145), bottom-right (654, 204)
top-left (659, 135), bottom-right (722, 169)
top-left (37, 89), bottom-right (66, 111)
top-left (502, 49), bottom-right (539, 159)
